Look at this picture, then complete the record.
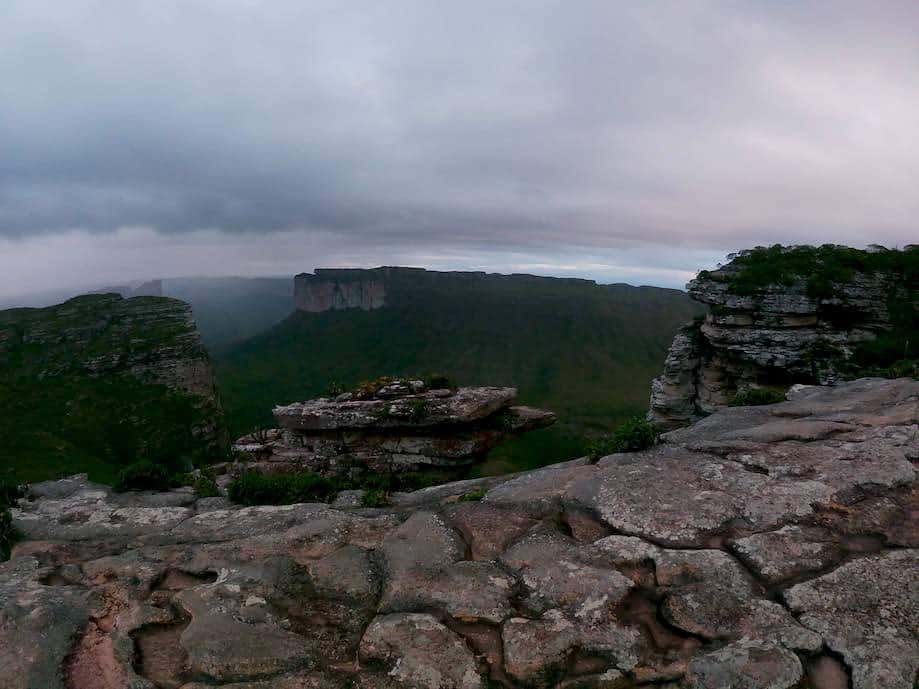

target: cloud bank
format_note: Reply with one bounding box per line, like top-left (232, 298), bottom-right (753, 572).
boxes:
top-left (0, 1), bottom-right (916, 296)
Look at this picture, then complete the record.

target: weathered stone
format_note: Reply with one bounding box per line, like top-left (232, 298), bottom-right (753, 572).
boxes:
top-left (647, 247), bottom-right (915, 429)
top-left (786, 550), bottom-right (919, 689)
top-left (730, 525), bottom-right (844, 583)
top-left (359, 613), bottom-right (484, 689)
top-left (685, 640), bottom-right (804, 689)
top-left (1, 377), bottom-right (916, 689)
top-left (275, 387), bottom-right (517, 431)
top-left (380, 560), bottom-right (515, 623)
top-left (380, 511), bottom-right (466, 577)
top-left (502, 611), bottom-right (579, 686)
top-left (239, 385), bottom-right (555, 479)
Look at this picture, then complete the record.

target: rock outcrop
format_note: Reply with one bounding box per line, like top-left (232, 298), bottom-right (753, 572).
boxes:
top-left (234, 380), bottom-right (556, 478)
top-left (0, 294), bottom-right (227, 479)
top-left (3, 377), bottom-right (916, 688)
top-left (294, 269), bottom-right (388, 312)
top-left (649, 245), bottom-right (917, 429)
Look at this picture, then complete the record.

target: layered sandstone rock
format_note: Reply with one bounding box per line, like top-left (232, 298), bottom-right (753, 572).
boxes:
top-left (294, 269), bottom-right (388, 312)
top-left (649, 246), bottom-right (916, 429)
top-left (234, 381), bottom-right (556, 478)
top-left (3, 377), bottom-right (916, 689)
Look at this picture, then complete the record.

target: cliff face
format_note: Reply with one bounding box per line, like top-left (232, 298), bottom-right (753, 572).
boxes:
top-left (294, 269), bottom-right (388, 312)
top-left (4, 377), bottom-right (917, 689)
top-left (649, 245), bottom-right (917, 429)
top-left (0, 294), bottom-right (226, 481)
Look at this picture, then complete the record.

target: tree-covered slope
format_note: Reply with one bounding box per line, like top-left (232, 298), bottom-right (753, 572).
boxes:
top-left (0, 294), bottom-right (227, 484)
top-left (215, 271), bottom-right (702, 473)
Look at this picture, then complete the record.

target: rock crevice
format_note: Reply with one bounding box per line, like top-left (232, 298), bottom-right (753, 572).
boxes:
top-left (2, 377), bottom-right (916, 689)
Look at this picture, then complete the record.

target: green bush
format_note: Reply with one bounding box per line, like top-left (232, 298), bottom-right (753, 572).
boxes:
top-left (114, 461), bottom-right (175, 492)
top-left (459, 487), bottom-right (487, 502)
top-left (587, 416), bottom-right (658, 460)
top-left (189, 469), bottom-right (220, 498)
top-left (730, 388), bottom-right (787, 407)
top-left (360, 488), bottom-right (391, 508)
top-left (424, 373), bottom-right (456, 390)
top-left (227, 471), bottom-right (339, 506)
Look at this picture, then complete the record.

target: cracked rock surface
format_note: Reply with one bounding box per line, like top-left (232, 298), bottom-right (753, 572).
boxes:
top-left (2, 377), bottom-right (916, 689)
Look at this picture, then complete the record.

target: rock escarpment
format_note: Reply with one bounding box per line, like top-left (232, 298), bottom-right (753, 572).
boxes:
top-left (294, 269), bottom-right (388, 312)
top-left (3, 377), bottom-right (916, 689)
top-left (0, 294), bottom-right (227, 480)
top-left (235, 380), bottom-right (556, 478)
top-left (649, 245), bottom-right (917, 429)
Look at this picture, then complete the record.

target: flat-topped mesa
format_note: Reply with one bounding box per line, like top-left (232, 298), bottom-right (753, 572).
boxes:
top-left (294, 268), bottom-right (389, 312)
top-left (235, 380), bottom-right (556, 477)
top-left (649, 244), bottom-right (918, 430)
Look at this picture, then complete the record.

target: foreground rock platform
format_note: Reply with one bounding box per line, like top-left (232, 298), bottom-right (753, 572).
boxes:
top-left (3, 377), bottom-right (916, 689)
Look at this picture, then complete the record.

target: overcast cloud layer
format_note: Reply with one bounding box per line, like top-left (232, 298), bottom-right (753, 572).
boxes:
top-left (1, 1), bottom-right (917, 298)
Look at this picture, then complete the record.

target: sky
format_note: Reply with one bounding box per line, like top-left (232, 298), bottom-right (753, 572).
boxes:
top-left (1, 1), bottom-right (917, 299)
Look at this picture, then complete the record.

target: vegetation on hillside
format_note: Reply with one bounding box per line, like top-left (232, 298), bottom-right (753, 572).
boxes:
top-left (214, 274), bottom-right (702, 474)
top-left (0, 295), bottom-right (228, 484)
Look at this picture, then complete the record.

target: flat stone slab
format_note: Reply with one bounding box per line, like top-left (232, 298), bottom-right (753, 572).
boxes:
top-left (3, 378), bottom-right (917, 689)
top-left (274, 387), bottom-right (518, 430)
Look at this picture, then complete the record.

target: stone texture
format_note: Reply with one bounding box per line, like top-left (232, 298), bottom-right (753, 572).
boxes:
top-left (2, 377), bottom-right (916, 689)
top-left (686, 640), bottom-right (804, 689)
top-left (786, 550), bottom-right (919, 689)
top-left (236, 383), bottom-right (555, 478)
top-left (648, 247), bottom-right (915, 429)
top-left (359, 613), bottom-right (483, 689)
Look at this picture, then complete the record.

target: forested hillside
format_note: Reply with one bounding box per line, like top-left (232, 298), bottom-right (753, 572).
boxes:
top-left (215, 271), bottom-right (702, 473)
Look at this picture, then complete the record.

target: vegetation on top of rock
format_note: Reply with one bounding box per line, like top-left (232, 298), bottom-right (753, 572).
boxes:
top-left (703, 244), bottom-right (918, 378)
top-left (226, 469), bottom-right (453, 507)
top-left (114, 460), bottom-right (176, 492)
top-left (730, 387), bottom-right (787, 407)
top-left (587, 415), bottom-right (658, 460)
top-left (188, 468), bottom-right (221, 498)
top-left (0, 294), bottom-right (228, 484)
top-left (227, 471), bottom-right (340, 506)
top-left (700, 244), bottom-right (918, 298)
top-left (215, 272), bottom-right (702, 474)
top-left (459, 487), bottom-right (488, 502)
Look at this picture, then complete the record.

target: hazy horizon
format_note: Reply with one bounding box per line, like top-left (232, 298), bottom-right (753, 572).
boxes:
top-left (2, 1), bottom-right (916, 299)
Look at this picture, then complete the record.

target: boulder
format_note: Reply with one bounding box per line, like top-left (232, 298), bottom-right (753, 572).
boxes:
top-left (237, 383), bottom-right (555, 479)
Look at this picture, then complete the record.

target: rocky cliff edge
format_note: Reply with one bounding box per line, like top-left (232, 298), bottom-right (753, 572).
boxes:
top-left (2, 377), bottom-right (916, 689)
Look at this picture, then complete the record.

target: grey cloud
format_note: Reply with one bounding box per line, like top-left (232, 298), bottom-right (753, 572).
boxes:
top-left (0, 0), bottom-right (916, 255)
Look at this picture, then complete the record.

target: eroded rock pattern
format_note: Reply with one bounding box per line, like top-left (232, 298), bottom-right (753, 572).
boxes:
top-left (2, 378), bottom-right (916, 689)
top-left (648, 248), bottom-right (915, 429)
top-left (235, 383), bottom-right (556, 478)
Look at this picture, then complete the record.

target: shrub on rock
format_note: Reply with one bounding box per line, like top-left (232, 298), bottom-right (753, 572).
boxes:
top-left (588, 415), bottom-right (658, 460)
top-left (731, 388), bottom-right (787, 407)
top-left (227, 471), bottom-right (339, 505)
top-left (114, 460), bottom-right (175, 492)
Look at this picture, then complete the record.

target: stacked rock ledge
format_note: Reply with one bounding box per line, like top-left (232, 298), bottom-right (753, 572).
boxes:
top-left (233, 380), bottom-right (557, 479)
top-left (649, 245), bottom-right (917, 430)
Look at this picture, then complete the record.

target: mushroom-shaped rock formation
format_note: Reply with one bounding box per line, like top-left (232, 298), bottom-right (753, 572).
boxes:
top-left (234, 380), bottom-right (556, 479)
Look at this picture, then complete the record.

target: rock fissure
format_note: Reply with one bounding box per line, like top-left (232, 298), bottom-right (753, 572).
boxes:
top-left (3, 378), bottom-right (916, 689)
